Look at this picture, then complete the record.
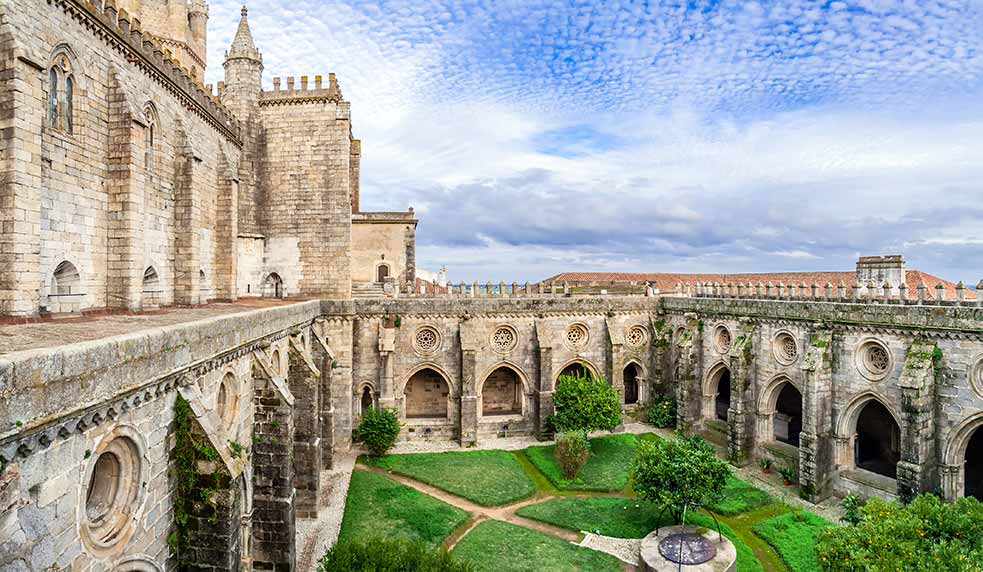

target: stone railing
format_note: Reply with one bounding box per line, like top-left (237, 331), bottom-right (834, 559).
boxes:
top-left (404, 280), bottom-right (659, 298)
top-left (671, 280), bottom-right (983, 307)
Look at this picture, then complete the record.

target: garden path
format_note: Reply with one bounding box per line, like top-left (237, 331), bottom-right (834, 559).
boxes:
top-left (296, 451), bottom-right (357, 571)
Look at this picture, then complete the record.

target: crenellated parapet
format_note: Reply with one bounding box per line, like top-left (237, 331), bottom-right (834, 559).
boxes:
top-left (258, 73), bottom-right (345, 106)
top-left (58, 0), bottom-right (241, 144)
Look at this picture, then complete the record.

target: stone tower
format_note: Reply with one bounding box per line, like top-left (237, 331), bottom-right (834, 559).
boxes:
top-left (114, 0), bottom-right (209, 79)
top-left (221, 5), bottom-right (263, 114)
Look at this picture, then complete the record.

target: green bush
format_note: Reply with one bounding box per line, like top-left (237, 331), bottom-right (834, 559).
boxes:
top-left (630, 433), bottom-right (728, 523)
top-left (815, 494), bottom-right (983, 571)
top-left (752, 511), bottom-right (834, 572)
top-left (358, 407), bottom-right (401, 456)
top-left (841, 494), bottom-right (863, 525)
top-left (646, 395), bottom-right (676, 428)
top-left (318, 537), bottom-right (474, 571)
top-left (554, 431), bottom-right (591, 479)
top-left (552, 374), bottom-right (622, 433)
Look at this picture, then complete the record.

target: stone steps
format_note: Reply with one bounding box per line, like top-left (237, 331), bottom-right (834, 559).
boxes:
top-left (351, 283), bottom-right (386, 299)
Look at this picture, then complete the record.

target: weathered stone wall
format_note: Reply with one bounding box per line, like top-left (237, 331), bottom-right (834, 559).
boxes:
top-left (351, 214), bottom-right (416, 285)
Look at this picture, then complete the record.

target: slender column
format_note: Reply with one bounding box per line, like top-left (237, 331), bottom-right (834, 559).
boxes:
top-left (460, 349), bottom-right (478, 446)
top-left (799, 328), bottom-right (834, 502)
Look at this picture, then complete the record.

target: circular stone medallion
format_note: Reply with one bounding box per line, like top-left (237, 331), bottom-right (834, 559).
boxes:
top-left (658, 532), bottom-right (717, 565)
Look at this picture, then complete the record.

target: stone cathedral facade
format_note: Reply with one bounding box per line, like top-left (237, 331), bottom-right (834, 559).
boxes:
top-left (1, 1), bottom-right (983, 571)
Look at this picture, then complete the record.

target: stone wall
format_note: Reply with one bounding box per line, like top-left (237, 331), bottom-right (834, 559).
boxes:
top-left (351, 213), bottom-right (417, 286)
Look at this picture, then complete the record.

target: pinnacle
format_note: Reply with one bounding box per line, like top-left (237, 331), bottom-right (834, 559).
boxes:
top-left (227, 4), bottom-right (261, 62)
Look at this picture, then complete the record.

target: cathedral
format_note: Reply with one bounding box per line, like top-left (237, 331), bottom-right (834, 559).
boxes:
top-left (1, 2), bottom-right (982, 571)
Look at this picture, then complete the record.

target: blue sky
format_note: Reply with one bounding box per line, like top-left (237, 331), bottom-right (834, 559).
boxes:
top-left (206, 1), bottom-right (983, 283)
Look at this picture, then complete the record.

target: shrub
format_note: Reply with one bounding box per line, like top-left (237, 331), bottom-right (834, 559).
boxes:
top-left (630, 433), bottom-right (729, 523)
top-left (815, 494), bottom-right (983, 571)
top-left (841, 494), bottom-right (863, 525)
top-left (778, 466), bottom-right (796, 483)
top-left (646, 395), bottom-right (677, 428)
top-left (358, 407), bottom-right (400, 456)
top-left (318, 537), bottom-right (474, 571)
top-left (553, 374), bottom-right (622, 433)
top-left (554, 431), bottom-right (591, 479)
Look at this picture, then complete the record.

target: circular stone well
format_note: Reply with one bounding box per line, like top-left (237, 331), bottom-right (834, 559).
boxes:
top-left (640, 525), bottom-right (736, 572)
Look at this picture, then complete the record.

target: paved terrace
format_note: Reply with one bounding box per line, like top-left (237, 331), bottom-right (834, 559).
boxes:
top-left (0, 299), bottom-right (309, 356)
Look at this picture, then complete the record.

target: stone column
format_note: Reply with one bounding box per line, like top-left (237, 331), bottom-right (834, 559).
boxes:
top-left (214, 155), bottom-right (239, 301)
top-left (896, 338), bottom-right (938, 502)
top-left (675, 313), bottom-right (703, 434)
top-left (251, 360), bottom-right (296, 570)
top-left (799, 328), bottom-right (834, 502)
top-left (460, 349), bottom-right (478, 446)
top-left (312, 321), bottom-right (336, 469)
top-left (377, 323), bottom-right (396, 409)
top-left (105, 73), bottom-right (146, 311)
top-left (327, 318), bottom-right (354, 455)
top-left (726, 320), bottom-right (756, 466)
top-left (650, 315), bottom-right (672, 398)
top-left (606, 316), bottom-right (626, 404)
top-left (939, 463), bottom-right (962, 502)
top-left (287, 334), bottom-right (321, 518)
top-left (535, 320), bottom-right (554, 438)
top-left (174, 127), bottom-right (203, 305)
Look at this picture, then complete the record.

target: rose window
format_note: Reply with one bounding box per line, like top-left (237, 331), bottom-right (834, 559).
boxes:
top-left (774, 333), bottom-right (798, 364)
top-left (972, 357), bottom-right (983, 399)
top-left (714, 326), bottom-right (732, 353)
top-left (856, 339), bottom-right (892, 381)
top-left (865, 345), bottom-right (889, 374)
top-left (566, 324), bottom-right (589, 348)
top-left (492, 326), bottom-right (517, 353)
top-left (625, 326), bottom-right (647, 348)
top-left (414, 327), bottom-right (440, 353)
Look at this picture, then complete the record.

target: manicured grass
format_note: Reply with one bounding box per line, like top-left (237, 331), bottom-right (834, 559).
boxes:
top-left (452, 520), bottom-right (622, 572)
top-left (364, 449), bottom-right (536, 506)
top-left (524, 433), bottom-right (646, 491)
top-left (338, 469), bottom-right (470, 548)
top-left (515, 496), bottom-right (765, 572)
top-left (752, 511), bottom-right (835, 572)
top-left (707, 475), bottom-right (774, 516)
top-left (516, 496), bottom-right (666, 538)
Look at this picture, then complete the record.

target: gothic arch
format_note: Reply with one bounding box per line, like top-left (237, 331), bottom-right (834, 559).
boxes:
top-left (478, 361), bottom-right (533, 396)
top-left (757, 375), bottom-right (803, 447)
top-left (758, 374), bottom-right (802, 414)
top-left (702, 361), bottom-right (731, 421)
top-left (402, 364), bottom-right (454, 420)
top-left (836, 391), bottom-right (903, 478)
top-left (115, 555), bottom-right (162, 572)
top-left (399, 362), bottom-right (457, 397)
top-left (624, 358), bottom-right (647, 379)
top-left (553, 358), bottom-right (600, 384)
top-left (944, 412), bottom-right (983, 466)
top-left (478, 362), bottom-right (530, 417)
top-left (836, 391), bottom-right (901, 438)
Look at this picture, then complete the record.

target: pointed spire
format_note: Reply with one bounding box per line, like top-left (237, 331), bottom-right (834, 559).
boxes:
top-left (226, 4), bottom-right (262, 63)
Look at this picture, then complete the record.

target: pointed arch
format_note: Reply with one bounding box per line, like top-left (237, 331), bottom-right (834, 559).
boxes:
top-left (623, 359), bottom-right (645, 405)
top-left (403, 364), bottom-right (453, 420)
top-left (703, 361), bottom-right (731, 422)
top-left (554, 358), bottom-right (600, 384)
top-left (837, 392), bottom-right (902, 479)
top-left (478, 362), bottom-right (530, 417)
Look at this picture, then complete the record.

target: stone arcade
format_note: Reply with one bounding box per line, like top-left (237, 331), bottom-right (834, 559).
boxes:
top-left (1, 1), bottom-right (983, 571)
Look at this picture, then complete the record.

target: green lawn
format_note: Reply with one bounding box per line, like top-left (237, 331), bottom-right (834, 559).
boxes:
top-left (707, 475), bottom-right (774, 516)
top-left (752, 511), bottom-right (835, 572)
top-left (452, 520), bottom-right (622, 572)
top-left (524, 433), bottom-right (647, 491)
top-left (338, 468), bottom-right (470, 548)
top-left (516, 496), bottom-right (764, 572)
top-left (364, 449), bottom-right (536, 506)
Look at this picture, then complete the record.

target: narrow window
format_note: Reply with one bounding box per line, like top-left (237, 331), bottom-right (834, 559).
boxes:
top-left (48, 68), bottom-right (58, 128)
top-left (64, 75), bottom-right (74, 134)
top-left (145, 123), bottom-right (154, 171)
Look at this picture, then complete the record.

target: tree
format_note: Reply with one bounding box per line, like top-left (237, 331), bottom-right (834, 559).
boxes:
top-left (554, 431), bottom-right (591, 479)
top-left (552, 373), bottom-right (622, 433)
top-left (630, 434), bottom-right (729, 524)
top-left (358, 407), bottom-right (401, 456)
top-left (815, 494), bottom-right (983, 571)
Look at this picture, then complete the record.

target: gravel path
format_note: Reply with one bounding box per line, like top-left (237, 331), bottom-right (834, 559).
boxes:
top-left (579, 533), bottom-right (642, 566)
top-left (295, 451), bottom-right (357, 571)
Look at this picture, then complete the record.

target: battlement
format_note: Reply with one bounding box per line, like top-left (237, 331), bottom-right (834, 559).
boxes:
top-left (74, 0), bottom-right (239, 143)
top-left (258, 73), bottom-right (344, 105)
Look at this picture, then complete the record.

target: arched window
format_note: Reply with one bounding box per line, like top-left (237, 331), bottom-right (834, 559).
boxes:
top-left (144, 104), bottom-right (157, 172)
top-left (51, 261), bottom-right (80, 295)
top-left (263, 273), bottom-right (284, 298)
top-left (142, 266), bottom-right (161, 308)
top-left (855, 400), bottom-right (901, 479)
top-left (404, 368), bottom-right (449, 419)
top-left (376, 264), bottom-right (390, 283)
top-left (623, 363), bottom-right (640, 405)
top-left (773, 383), bottom-right (803, 447)
top-left (48, 68), bottom-right (58, 127)
top-left (360, 386), bottom-right (374, 416)
top-left (481, 367), bottom-right (522, 416)
top-left (47, 52), bottom-right (75, 133)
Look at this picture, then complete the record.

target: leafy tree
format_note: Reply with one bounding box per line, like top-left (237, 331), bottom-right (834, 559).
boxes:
top-left (552, 374), bottom-right (622, 433)
top-left (646, 395), bottom-right (677, 428)
top-left (630, 433), bottom-right (729, 524)
top-left (554, 431), bottom-right (591, 479)
top-left (815, 494), bottom-right (983, 571)
top-left (318, 537), bottom-right (475, 571)
top-left (358, 407), bottom-right (401, 456)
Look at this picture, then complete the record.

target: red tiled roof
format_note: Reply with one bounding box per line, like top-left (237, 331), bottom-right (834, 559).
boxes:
top-left (543, 270), bottom-right (976, 300)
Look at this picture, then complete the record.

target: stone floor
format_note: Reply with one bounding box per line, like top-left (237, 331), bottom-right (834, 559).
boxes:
top-left (0, 298), bottom-right (308, 355)
top-left (295, 452), bottom-right (357, 571)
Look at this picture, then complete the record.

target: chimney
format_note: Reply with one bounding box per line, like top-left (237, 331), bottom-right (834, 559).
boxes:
top-left (856, 255), bottom-right (905, 296)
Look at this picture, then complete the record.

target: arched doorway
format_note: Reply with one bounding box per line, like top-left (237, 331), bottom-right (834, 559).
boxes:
top-left (558, 361), bottom-right (592, 381)
top-left (855, 400), bottom-right (901, 478)
top-left (404, 368), bottom-right (449, 419)
top-left (774, 383), bottom-right (803, 447)
top-left (965, 428), bottom-right (983, 500)
top-left (715, 370), bottom-right (731, 421)
top-left (360, 386), bottom-right (374, 415)
top-left (481, 367), bottom-right (522, 416)
top-left (51, 260), bottom-right (80, 295)
top-left (263, 273), bottom-right (283, 298)
top-left (623, 363), bottom-right (640, 405)
top-left (376, 264), bottom-right (390, 283)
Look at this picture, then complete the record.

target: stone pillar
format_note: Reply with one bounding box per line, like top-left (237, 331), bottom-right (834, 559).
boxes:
top-left (327, 318), bottom-right (354, 455)
top-left (460, 349), bottom-right (478, 446)
top-left (312, 321), bottom-right (336, 469)
top-left (214, 155), bottom-right (239, 301)
top-left (799, 328), bottom-right (834, 502)
top-left (174, 127), bottom-right (203, 305)
top-left (606, 316), bottom-right (626, 403)
top-left (0, 47), bottom-right (43, 316)
top-left (189, 465), bottom-right (243, 571)
top-left (377, 323), bottom-right (396, 409)
top-left (287, 334), bottom-right (321, 518)
top-left (726, 320), bottom-right (756, 466)
top-left (939, 463), bottom-right (961, 502)
top-left (650, 316), bottom-right (672, 398)
top-left (105, 73), bottom-right (146, 311)
top-left (896, 338), bottom-right (938, 502)
top-left (675, 314), bottom-right (703, 434)
top-left (535, 320), bottom-right (554, 438)
top-left (252, 361), bottom-right (296, 570)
